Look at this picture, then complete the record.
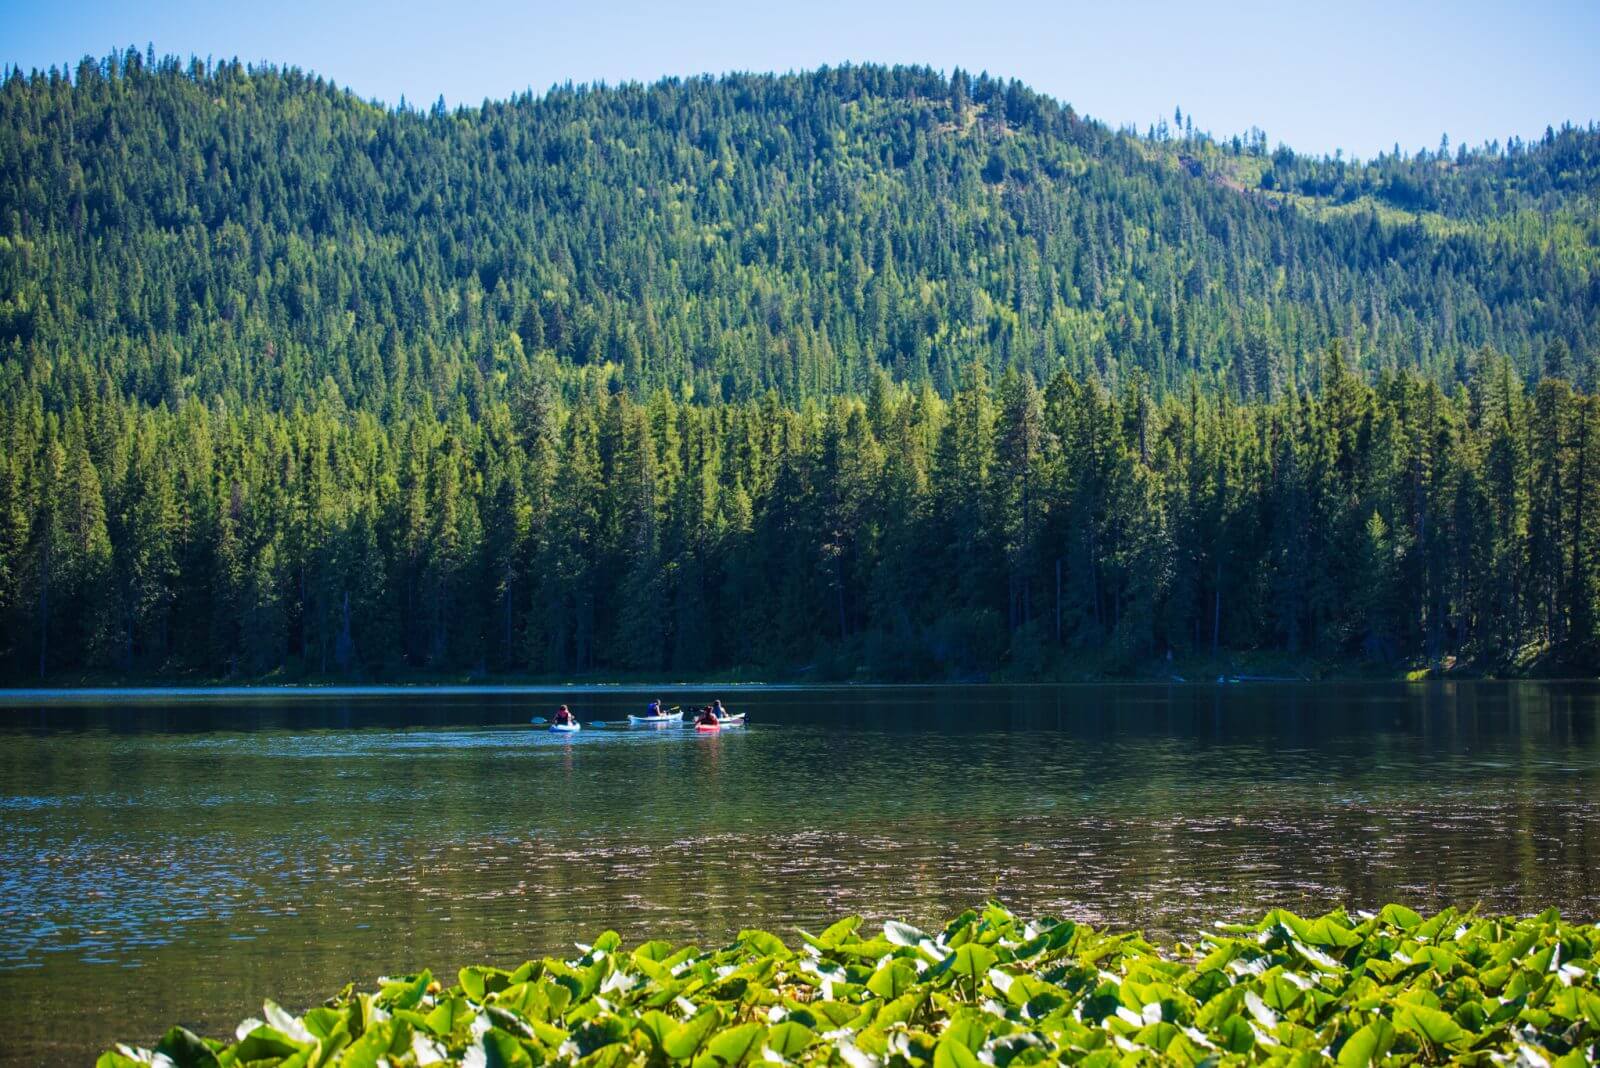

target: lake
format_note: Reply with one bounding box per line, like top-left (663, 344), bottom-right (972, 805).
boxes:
top-left (1, 681), bottom-right (1598, 1063)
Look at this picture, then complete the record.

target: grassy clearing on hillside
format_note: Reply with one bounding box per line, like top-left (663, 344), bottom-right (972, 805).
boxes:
top-left (98, 903), bottom-right (1600, 1066)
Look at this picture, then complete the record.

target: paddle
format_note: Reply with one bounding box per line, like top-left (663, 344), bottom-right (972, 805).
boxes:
top-left (529, 716), bottom-right (547, 725)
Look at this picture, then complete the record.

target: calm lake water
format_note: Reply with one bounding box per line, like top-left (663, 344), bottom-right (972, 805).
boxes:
top-left (1, 681), bottom-right (1598, 1064)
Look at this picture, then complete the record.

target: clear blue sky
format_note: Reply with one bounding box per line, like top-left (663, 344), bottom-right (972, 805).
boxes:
top-left (4, 0), bottom-right (1596, 159)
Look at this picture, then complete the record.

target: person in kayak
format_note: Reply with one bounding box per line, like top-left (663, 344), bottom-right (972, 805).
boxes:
top-left (646, 699), bottom-right (664, 718)
top-left (552, 704), bottom-right (576, 726)
top-left (710, 699), bottom-right (728, 720)
top-left (694, 705), bottom-right (720, 727)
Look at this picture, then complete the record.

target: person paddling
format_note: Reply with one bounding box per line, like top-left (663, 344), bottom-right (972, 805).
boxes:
top-left (694, 705), bottom-right (720, 727)
top-left (646, 699), bottom-right (665, 719)
top-left (552, 704), bottom-right (576, 726)
top-left (710, 699), bottom-right (728, 721)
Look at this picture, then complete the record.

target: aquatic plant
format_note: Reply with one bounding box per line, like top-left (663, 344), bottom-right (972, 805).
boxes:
top-left (98, 903), bottom-right (1600, 1066)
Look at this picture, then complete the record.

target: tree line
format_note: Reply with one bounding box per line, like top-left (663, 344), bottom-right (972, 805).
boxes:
top-left (2, 347), bottom-right (1594, 680)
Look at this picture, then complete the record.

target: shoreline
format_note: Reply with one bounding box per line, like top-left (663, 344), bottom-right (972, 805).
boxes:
top-left (2, 672), bottom-right (1596, 702)
top-left (8, 642), bottom-right (1597, 694)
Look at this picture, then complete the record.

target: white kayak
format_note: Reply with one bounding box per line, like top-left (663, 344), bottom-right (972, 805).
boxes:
top-left (694, 713), bottom-right (745, 730)
top-left (627, 710), bottom-right (684, 725)
top-left (549, 721), bottom-right (581, 733)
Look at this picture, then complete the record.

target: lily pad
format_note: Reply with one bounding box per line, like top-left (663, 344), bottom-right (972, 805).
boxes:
top-left (97, 904), bottom-right (1600, 1068)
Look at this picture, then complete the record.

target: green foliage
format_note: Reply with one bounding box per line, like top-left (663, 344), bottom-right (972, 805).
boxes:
top-left (1, 355), bottom-right (1598, 678)
top-left (97, 903), bottom-right (1600, 1066)
top-left (1, 54), bottom-right (1597, 412)
top-left (2, 55), bottom-right (1599, 679)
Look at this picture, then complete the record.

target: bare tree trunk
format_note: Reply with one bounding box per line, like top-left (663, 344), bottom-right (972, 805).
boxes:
top-left (1413, 455), bottom-right (1432, 651)
top-left (1138, 395), bottom-right (1149, 464)
top-left (1089, 528), bottom-right (1102, 632)
top-left (503, 577), bottom-right (514, 666)
top-left (1212, 559), bottom-right (1222, 655)
top-left (1054, 557), bottom-right (1061, 644)
top-left (340, 590), bottom-right (353, 671)
top-left (36, 541), bottom-right (48, 679)
top-left (434, 576), bottom-right (447, 664)
top-left (836, 563), bottom-right (847, 641)
top-left (1022, 433), bottom-right (1033, 624)
top-left (1426, 399), bottom-right (1443, 659)
top-left (1571, 402), bottom-right (1591, 636)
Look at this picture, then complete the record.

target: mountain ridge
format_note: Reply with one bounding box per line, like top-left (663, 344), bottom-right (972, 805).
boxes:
top-left (3, 51), bottom-right (1596, 415)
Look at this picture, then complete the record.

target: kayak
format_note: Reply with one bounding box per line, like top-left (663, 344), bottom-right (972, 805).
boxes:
top-left (627, 710), bottom-right (684, 725)
top-left (550, 721), bottom-right (581, 733)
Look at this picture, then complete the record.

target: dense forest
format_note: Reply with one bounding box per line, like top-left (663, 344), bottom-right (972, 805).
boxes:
top-left (0, 51), bottom-right (1597, 679)
top-left (3, 347), bottom-right (1597, 679)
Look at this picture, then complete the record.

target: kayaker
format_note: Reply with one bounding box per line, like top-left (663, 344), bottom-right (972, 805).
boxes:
top-left (647, 699), bottom-right (664, 718)
top-left (694, 705), bottom-right (720, 727)
top-left (553, 704), bottom-right (575, 726)
top-left (710, 699), bottom-right (727, 720)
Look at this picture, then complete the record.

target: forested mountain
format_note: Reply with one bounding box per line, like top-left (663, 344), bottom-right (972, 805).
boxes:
top-left (3, 50), bottom-right (1598, 409)
top-left (1, 51), bottom-right (1598, 680)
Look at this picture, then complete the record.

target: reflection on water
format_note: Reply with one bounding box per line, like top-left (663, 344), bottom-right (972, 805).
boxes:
top-left (0, 682), bottom-right (1597, 1063)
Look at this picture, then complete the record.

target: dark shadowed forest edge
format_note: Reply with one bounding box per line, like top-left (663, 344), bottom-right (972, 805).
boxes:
top-left (2, 51), bottom-right (1599, 684)
top-left (12, 645), bottom-right (1600, 688)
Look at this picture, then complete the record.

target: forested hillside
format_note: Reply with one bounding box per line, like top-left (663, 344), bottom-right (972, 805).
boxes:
top-left (1, 51), bottom-right (1598, 680)
top-left (3, 50), bottom-right (1597, 407)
